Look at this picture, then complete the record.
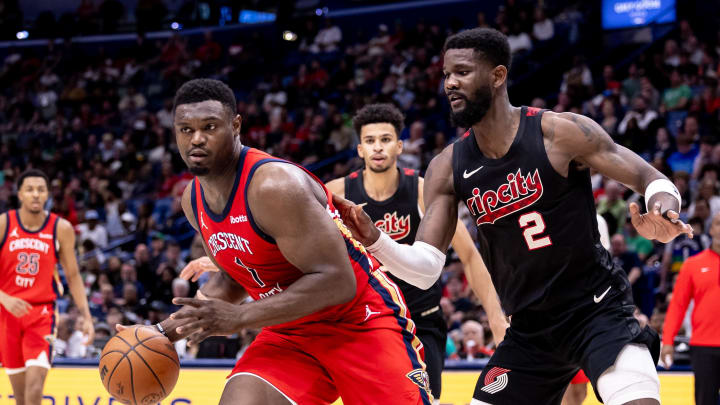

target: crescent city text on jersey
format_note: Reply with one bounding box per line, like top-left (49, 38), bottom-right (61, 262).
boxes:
top-left (207, 232), bottom-right (253, 257)
top-left (9, 238), bottom-right (50, 254)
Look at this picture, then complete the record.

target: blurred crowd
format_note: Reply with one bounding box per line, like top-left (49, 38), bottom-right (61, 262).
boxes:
top-left (0, 0), bottom-right (717, 363)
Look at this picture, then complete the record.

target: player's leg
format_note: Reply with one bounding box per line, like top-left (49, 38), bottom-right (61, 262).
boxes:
top-left (415, 327), bottom-right (445, 404)
top-left (22, 367), bottom-right (48, 405)
top-left (472, 328), bottom-right (577, 405)
top-left (315, 320), bottom-right (433, 405)
top-left (20, 304), bottom-right (54, 405)
top-left (561, 370), bottom-right (589, 405)
top-left (223, 329), bottom-right (338, 405)
top-left (560, 383), bottom-right (587, 405)
top-left (594, 344), bottom-right (660, 405)
top-left (689, 345), bottom-right (720, 405)
top-left (1, 308), bottom-right (28, 405)
top-left (7, 372), bottom-right (26, 405)
top-left (220, 374), bottom-right (293, 405)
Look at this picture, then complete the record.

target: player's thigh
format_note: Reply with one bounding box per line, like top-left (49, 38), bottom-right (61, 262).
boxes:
top-left (21, 305), bottom-right (55, 369)
top-left (472, 330), bottom-right (576, 405)
top-left (229, 330), bottom-right (338, 405)
top-left (595, 344), bottom-right (660, 405)
top-left (220, 374), bottom-right (294, 405)
top-left (317, 322), bottom-right (433, 405)
top-left (0, 309), bottom-right (26, 373)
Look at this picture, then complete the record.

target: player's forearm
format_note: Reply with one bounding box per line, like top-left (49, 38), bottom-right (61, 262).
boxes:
top-left (368, 232), bottom-right (446, 290)
top-left (230, 270), bottom-right (356, 329)
top-left (66, 271), bottom-right (91, 319)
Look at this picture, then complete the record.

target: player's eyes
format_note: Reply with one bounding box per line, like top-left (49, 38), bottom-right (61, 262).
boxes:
top-left (180, 127), bottom-right (193, 134)
top-left (205, 124), bottom-right (216, 131)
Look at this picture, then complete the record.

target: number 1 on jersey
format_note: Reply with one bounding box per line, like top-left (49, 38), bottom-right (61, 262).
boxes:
top-left (519, 211), bottom-right (552, 250)
top-left (235, 257), bottom-right (266, 287)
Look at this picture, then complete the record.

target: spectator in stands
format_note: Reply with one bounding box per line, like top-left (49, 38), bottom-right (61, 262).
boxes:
top-left (661, 69), bottom-right (692, 113)
top-left (458, 320), bottom-right (491, 361)
top-left (170, 277), bottom-right (191, 313)
top-left (667, 126), bottom-right (699, 175)
top-left (623, 222), bottom-right (654, 262)
top-left (660, 214), bottom-right (707, 293)
top-left (397, 120), bottom-right (425, 170)
top-left (662, 212), bottom-right (720, 405)
top-left (618, 96), bottom-right (659, 137)
top-left (506, 23), bottom-right (532, 54)
top-left (76, 210), bottom-right (109, 249)
top-left (162, 239), bottom-right (187, 273)
top-left (596, 180), bottom-right (627, 234)
top-left (114, 262), bottom-right (146, 299)
top-left (532, 7), bottom-right (553, 42)
top-left (310, 18), bottom-right (342, 54)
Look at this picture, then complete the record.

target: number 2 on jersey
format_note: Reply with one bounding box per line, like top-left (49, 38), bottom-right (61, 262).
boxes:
top-left (235, 257), bottom-right (266, 287)
top-left (519, 211), bottom-right (552, 250)
top-left (16, 252), bottom-right (40, 275)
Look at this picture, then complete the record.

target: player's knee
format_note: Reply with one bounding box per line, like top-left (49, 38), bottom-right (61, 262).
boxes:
top-left (597, 344), bottom-right (660, 405)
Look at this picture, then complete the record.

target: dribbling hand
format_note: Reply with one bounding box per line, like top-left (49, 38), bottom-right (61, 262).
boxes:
top-left (331, 193), bottom-right (381, 246)
top-left (169, 297), bottom-right (242, 347)
top-left (629, 202), bottom-right (693, 243)
top-left (179, 256), bottom-right (219, 282)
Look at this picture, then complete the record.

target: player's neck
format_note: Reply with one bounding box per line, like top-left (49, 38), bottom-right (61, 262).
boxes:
top-left (18, 207), bottom-right (47, 231)
top-left (471, 96), bottom-right (519, 159)
top-left (363, 166), bottom-right (400, 201)
top-left (196, 152), bottom-right (241, 214)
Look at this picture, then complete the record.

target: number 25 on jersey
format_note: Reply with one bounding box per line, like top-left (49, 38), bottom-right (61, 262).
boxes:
top-left (519, 211), bottom-right (552, 250)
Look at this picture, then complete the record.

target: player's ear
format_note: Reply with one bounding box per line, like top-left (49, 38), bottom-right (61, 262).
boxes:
top-left (357, 142), bottom-right (365, 159)
top-left (396, 139), bottom-right (403, 154)
top-left (492, 65), bottom-right (508, 89)
top-left (233, 114), bottom-right (242, 137)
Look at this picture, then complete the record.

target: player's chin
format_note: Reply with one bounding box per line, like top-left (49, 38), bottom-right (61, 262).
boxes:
top-left (188, 165), bottom-right (210, 176)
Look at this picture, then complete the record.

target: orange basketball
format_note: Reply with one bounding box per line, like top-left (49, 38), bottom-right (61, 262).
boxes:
top-left (99, 325), bottom-right (180, 405)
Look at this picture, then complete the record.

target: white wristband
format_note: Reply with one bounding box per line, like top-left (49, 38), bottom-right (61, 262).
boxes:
top-left (644, 179), bottom-right (681, 211)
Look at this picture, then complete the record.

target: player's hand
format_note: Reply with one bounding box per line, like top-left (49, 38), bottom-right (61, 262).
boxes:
top-left (169, 297), bottom-right (242, 346)
top-left (81, 316), bottom-right (95, 347)
top-left (489, 317), bottom-right (509, 346)
top-left (659, 344), bottom-right (674, 369)
top-left (0, 295), bottom-right (32, 318)
top-left (629, 202), bottom-right (693, 243)
top-left (179, 256), bottom-right (219, 282)
top-left (331, 193), bottom-right (381, 246)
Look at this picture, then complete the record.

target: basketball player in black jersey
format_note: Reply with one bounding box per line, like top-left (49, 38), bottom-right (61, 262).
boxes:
top-left (326, 103), bottom-right (508, 402)
top-left (334, 28), bottom-right (693, 405)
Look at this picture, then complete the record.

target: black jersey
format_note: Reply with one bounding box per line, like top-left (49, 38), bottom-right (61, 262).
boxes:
top-left (345, 168), bottom-right (443, 320)
top-left (452, 106), bottom-right (613, 316)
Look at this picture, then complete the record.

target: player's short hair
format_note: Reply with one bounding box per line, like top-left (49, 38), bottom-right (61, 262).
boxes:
top-left (352, 103), bottom-right (405, 139)
top-left (173, 78), bottom-right (237, 116)
top-left (17, 169), bottom-right (49, 190)
top-left (443, 28), bottom-right (511, 71)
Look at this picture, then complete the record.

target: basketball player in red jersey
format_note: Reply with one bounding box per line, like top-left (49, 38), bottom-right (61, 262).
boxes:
top-left (325, 103), bottom-right (508, 402)
top-left (0, 169), bottom-right (94, 405)
top-left (125, 79), bottom-right (433, 404)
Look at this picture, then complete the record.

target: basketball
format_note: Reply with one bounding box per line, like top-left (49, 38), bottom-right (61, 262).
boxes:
top-left (98, 326), bottom-right (180, 405)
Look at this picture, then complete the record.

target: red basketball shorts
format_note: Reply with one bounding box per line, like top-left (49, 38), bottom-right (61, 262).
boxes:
top-left (228, 315), bottom-right (433, 405)
top-left (570, 369), bottom-right (590, 384)
top-left (0, 303), bottom-right (57, 374)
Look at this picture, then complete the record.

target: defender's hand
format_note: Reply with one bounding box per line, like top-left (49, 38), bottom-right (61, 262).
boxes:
top-left (179, 256), bottom-right (219, 282)
top-left (331, 193), bottom-right (381, 246)
top-left (629, 202), bottom-right (693, 243)
top-left (169, 297), bottom-right (242, 346)
top-left (1, 295), bottom-right (32, 318)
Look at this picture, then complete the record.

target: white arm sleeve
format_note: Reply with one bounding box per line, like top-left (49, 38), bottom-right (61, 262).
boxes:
top-left (366, 232), bottom-right (446, 290)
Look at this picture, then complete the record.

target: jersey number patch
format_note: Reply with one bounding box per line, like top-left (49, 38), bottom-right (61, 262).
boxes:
top-left (518, 211), bottom-right (552, 250)
top-left (16, 252), bottom-right (40, 275)
top-left (235, 257), bottom-right (265, 287)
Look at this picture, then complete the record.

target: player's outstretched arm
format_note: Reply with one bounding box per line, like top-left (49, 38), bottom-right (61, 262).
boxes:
top-left (57, 218), bottom-right (95, 346)
top-left (333, 147), bottom-right (458, 289)
top-left (417, 177), bottom-right (508, 343)
top-left (546, 112), bottom-right (693, 243)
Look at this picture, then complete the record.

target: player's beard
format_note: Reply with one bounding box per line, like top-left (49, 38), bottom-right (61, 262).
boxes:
top-left (450, 84), bottom-right (493, 129)
top-left (188, 166), bottom-right (210, 176)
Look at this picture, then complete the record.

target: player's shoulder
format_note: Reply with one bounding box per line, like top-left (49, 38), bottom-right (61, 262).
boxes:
top-left (0, 211), bottom-right (8, 239)
top-left (54, 216), bottom-right (75, 241)
top-left (249, 161), bottom-right (321, 204)
top-left (684, 249), bottom-right (713, 267)
top-left (325, 177), bottom-right (346, 198)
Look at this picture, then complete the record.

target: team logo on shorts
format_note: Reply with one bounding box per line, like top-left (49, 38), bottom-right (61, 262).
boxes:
top-left (481, 367), bottom-right (511, 394)
top-left (406, 369), bottom-right (431, 395)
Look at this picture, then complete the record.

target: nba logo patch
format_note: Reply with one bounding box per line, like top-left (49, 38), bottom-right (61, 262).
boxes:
top-left (406, 369), bottom-right (431, 396)
top-left (481, 367), bottom-right (511, 394)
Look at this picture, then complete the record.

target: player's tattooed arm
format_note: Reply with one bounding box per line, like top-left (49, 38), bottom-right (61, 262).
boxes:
top-left (544, 111), bottom-right (692, 242)
top-left (415, 145), bottom-right (459, 251)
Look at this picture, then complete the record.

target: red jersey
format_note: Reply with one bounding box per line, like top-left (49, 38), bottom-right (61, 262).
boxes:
top-left (191, 147), bottom-right (411, 329)
top-left (663, 249), bottom-right (720, 347)
top-left (0, 210), bottom-right (63, 305)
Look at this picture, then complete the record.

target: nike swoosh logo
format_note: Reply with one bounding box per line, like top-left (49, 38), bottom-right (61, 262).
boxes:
top-left (593, 286), bottom-right (612, 303)
top-left (463, 166), bottom-right (484, 179)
